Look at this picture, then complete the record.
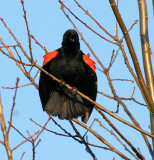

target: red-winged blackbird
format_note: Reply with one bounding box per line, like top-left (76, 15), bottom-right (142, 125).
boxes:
top-left (39, 29), bottom-right (97, 123)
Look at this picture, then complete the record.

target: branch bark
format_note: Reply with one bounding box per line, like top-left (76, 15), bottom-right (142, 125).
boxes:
top-left (137, 0), bottom-right (154, 159)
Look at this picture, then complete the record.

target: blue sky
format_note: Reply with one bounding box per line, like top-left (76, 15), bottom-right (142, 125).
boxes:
top-left (0, 0), bottom-right (154, 160)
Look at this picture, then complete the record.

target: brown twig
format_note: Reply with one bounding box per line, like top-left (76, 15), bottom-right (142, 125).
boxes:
top-left (131, 87), bottom-right (136, 98)
top-left (0, 48), bottom-right (34, 66)
top-left (0, 140), bottom-right (4, 145)
top-left (83, 118), bottom-right (96, 137)
top-left (11, 131), bottom-right (39, 152)
top-left (0, 45), bottom-right (18, 48)
top-left (14, 46), bottom-right (28, 73)
top-left (0, 95), bottom-right (13, 160)
top-left (30, 34), bottom-right (48, 53)
top-left (34, 115), bottom-right (52, 140)
top-left (107, 49), bottom-right (120, 70)
top-left (120, 20), bottom-right (138, 41)
top-left (30, 118), bottom-right (73, 137)
top-left (88, 143), bottom-right (112, 151)
top-left (2, 82), bottom-right (33, 89)
top-left (21, 0), bottom-right (33, 62)
top-left (20, 152), bottom-right (25, 160)
top-left (8, 122), bottom-right (29, 140)
top-left (7, 78), bottom-right (20, 133)
top-left (111, 79), bottom-right (134, 83)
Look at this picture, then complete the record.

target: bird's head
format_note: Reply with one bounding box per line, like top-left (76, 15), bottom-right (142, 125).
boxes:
top-left (62, 29), bottom-right (80, 49)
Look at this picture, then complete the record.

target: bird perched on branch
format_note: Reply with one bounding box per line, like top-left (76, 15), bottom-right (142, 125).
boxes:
top-left (39, 29), bottom-right (97, 123)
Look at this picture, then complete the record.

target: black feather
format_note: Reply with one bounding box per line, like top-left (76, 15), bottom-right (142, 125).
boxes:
top-left (39, 29), bottom-right (97, 123)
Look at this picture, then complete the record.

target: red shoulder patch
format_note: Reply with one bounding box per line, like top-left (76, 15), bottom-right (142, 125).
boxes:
top-left (82, 55), bottom-right (96, 72)
top-left (43, 51), bottom-right (59, 65)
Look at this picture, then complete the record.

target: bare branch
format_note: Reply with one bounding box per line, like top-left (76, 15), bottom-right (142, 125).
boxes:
top-left (20, 152), bottom-right (25, 160)
top-left (21, 0), bottom-right (34, 62)
top-left (7, 78), bottom-right (20, 133)
top-left (0, 45), bottom-right (18, 48)
top-left (70, 121), bottom-right (97, 160)
top-left (11, 131), bottom-right (39, 152)
top-left (30, 118), bottom-right (72, 137)
top-left (0, 95), bottom-right (13, 160)
top-left (30, 34), bottom-right (48, 53)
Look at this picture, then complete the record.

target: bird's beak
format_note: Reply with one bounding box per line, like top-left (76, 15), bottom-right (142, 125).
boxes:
top-left (70, 37), bottom-right (75, 43)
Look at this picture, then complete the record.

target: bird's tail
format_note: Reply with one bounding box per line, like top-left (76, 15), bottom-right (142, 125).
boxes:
top-left (44, 87), bottom-right (88, 122)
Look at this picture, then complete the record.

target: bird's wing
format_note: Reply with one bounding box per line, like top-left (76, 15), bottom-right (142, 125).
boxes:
top-left (78, 54), bottom-right (97, 122)
top-left (39, 50), bottom-right (60, 109)
top-left (80, 61), bottom-right (97, 101)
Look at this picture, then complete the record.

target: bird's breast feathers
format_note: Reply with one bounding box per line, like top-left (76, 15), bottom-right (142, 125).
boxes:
top-left (43, 50), bottom-right (96, 72)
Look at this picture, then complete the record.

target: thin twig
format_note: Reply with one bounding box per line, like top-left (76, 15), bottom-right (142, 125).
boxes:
top-left (0, 95), bottom-right (13, 160)
top-left (34, 115), bottom-right (52, 141)
top-left (111, 79), bottom-right (134, 83)
top-left (0, 140), bottom-right (4, 145)
top-left (30, 118), bottom-right (73, 137)
top-left (52, 118), bottom-right (81, 143)
top-left (11, 131), bottom-right (39, 152)
top-left (20, 152), bottom-right (25, 160)
top-left (14, 46), bottom-right (27, 72)
top-left (2, 82), bottom-right (33, 89)
top-left (120, 20), bottom-right (138, 41)
top-left (131, 87), bottom-right (135, 98)
top-left (30, 34), bottom-right (48, 53)
top-left (21, 0), bottom-right (33, 62)
top-left (83, 118), bottom-right (96, 137)
top-left (0, 45), bottom-right (18, 48)
top-left (70, 121), bottom-right (97, 160)
top-left (7, 78), bottom-right (20, 133)
top-left (8, 122), bottom-right (29, 141)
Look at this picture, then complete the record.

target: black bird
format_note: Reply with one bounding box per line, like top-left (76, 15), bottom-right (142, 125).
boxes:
top-left (39, 29), bottom-right (97, 123)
